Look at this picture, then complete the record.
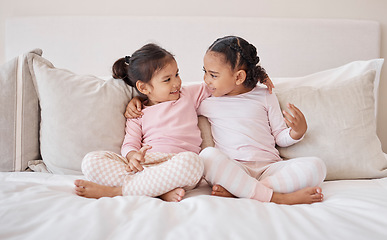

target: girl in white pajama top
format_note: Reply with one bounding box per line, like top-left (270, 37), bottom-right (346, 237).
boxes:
top-left (199, 36), bottom-right (326, 204)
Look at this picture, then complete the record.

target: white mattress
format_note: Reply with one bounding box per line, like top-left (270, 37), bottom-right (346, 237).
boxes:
top-left (1, 171), bottom-right (387, 240)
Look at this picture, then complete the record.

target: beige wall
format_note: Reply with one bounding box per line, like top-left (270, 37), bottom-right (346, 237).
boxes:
top-left (1, 0), bottom-right (386, 151)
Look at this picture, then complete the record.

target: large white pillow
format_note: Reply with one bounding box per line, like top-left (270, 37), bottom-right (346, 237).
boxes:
top-left (28, 53), bottom-right (133, 175)
top-left (273, 59), bottom-right (386, 180)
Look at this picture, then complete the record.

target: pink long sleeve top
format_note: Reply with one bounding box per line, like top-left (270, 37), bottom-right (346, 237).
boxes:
top-left (121, 83), bottom-right (211, 158)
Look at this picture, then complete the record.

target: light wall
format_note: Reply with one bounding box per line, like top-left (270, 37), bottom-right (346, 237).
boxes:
top-left (1, 0), bottom-right (387, 151)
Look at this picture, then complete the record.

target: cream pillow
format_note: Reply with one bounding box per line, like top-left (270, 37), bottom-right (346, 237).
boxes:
top-left (273, 59), bottom-right (386, 180)
top-left (0, 49), bottom-right (41, 172)
top-left (28, 53), bottom-right (133, 175)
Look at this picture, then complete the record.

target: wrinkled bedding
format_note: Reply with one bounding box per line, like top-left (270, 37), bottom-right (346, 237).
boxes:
top-left (1, 172), bottom-right (387, 240)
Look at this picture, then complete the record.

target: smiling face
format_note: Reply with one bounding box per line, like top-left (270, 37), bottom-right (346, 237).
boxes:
top-left (138, 59), bottom-right (182, 106)
top-left (203, 51), bottom-right (249, 97)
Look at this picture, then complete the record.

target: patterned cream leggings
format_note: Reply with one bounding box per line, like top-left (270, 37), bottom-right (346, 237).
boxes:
top-left (200, 147), bottom-right (327, 202)
top-left (81, 151), bottom-right (204, 197)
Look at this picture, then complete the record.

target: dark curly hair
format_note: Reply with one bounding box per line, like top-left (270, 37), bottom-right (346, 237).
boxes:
top-left (207, 36), bottom-right (268, 89)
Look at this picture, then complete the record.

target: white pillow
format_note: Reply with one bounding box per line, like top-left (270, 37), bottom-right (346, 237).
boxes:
top-left (28, 53), bottom-right (133, 175)
top-left (273, 59), bottom-right (386, 180)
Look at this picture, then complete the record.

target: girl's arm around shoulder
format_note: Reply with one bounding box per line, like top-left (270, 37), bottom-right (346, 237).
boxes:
top-left (260, 75), bottom-right (275, 94)
top-left (183, 82), bottom-right (212, 109)
top-left (125, 96), bottom-right (144, 119)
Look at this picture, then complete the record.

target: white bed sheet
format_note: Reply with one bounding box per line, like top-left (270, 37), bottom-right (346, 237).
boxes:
top-left (1, 172), bottom-right (387, 240)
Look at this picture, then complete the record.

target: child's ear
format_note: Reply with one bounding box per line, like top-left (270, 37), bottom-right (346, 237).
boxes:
top-left (136, 81), bottom-right (150, 95)
top-left (235, 70), bottom-right (247, 85)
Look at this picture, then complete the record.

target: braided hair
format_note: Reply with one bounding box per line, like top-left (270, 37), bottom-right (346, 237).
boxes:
top-left (207, 36), bottom-right (268, 89)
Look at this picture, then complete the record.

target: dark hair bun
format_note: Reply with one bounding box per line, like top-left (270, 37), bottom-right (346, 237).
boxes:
top-left (112, 58), bottom-right (133, 87)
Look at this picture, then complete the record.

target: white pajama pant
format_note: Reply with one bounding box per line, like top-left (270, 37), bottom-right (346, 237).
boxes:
top-left (81, 151), bottom-right (204, 197)
top-left (200, 147), bottom-right (326, 202)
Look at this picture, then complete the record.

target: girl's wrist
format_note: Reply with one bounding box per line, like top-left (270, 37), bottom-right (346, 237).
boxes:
top-left (126, 151), bottom-right (136, 160)
top-left (290, 129), bottom-right (303, 140)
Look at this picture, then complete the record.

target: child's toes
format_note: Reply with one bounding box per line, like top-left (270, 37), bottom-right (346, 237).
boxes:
top-left (315, 187), bottom-right (322, 194)
top-left (75, 187), bottom-right (85, 196)
top-left (177, 188), bottom-right (185, 197)
top-left (74, 179), bottom-right (82, 187)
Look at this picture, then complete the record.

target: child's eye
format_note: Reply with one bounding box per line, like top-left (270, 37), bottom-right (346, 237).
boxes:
top-left (164, 78), bottom-right (170, 82)
top-left (202, 68), bottom-right (206, 73)
top-left (211, 74), bottom-right (217, 78)
top-left (175, 72), bottom-right (179, 77)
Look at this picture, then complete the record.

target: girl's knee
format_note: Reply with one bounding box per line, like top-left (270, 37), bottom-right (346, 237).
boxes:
top-left (177, 152), bottom-right (204, 171)
top-left (200, 147), bottom-right (233, 171)
top-left (81, 151), bottom-right (100, 173)
top-left (81, 151), bottom-right (113, 175)
top-left (316, 158), bottom-right (327, 179)
top-left (83, 150), bottom-right (110, 159)
top-left (176, 152), bottom-right (204, 184)
top-left (199, 147), bottom-right (218, 159)
top-left (199, 147), bottom-right (226, 166)
top-left (308, 157), bottom-right (327, 181)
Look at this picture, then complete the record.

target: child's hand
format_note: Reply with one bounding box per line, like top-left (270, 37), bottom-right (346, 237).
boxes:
top-left (126, 145), bottom-right (152, 173)
top-left (282, 103), bottom-right (307, 140)
top-left (125, 96), bottom-right (144, 119)
top-left (261, 76), bottom-right (275, 94)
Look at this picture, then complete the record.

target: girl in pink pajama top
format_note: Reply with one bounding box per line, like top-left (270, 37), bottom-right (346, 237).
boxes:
top-left (75, 44), bottom-right (211, 202)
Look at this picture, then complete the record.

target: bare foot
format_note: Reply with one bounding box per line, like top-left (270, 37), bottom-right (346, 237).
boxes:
top-left (74, 179), bottom-right (122, 199)
top-left (270, 187), bottom-right (323, 205)
top-left (211, 184), bottom-right (236, 198)
top-left (159, 188), bottom-right (185, 202)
